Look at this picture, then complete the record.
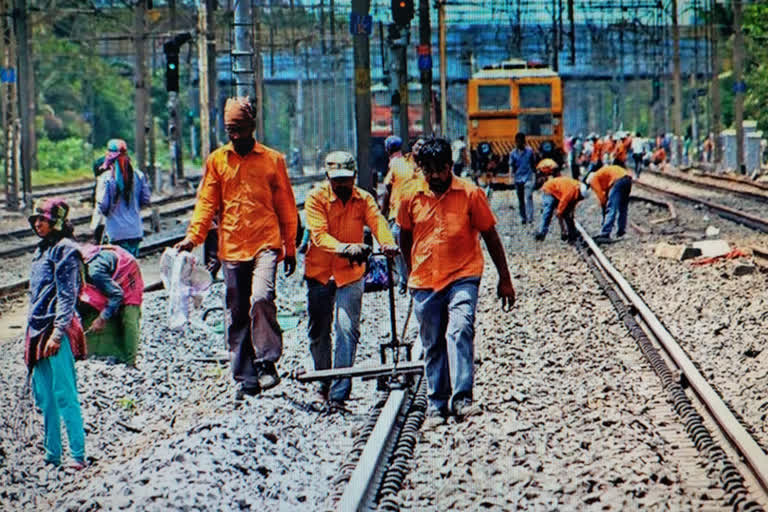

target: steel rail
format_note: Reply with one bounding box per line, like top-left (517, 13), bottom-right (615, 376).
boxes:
top-left (688, 163), bottom-right (768, 192)
top-left (339, 389), bottom-right (408, 512)
top-left (575, 221), bottom-right (768, 498)
top-left (634, 181), bottom-right (768, 233)
top-left (645, 169), bottom-right (768, 203)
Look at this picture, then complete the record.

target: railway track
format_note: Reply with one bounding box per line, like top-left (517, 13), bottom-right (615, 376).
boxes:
top-left (575, 222), bottom-right (768, 511)
top-left (634, 181), bottom-right (768, 234)
top-left (644, 168), bottom-right (768, 203)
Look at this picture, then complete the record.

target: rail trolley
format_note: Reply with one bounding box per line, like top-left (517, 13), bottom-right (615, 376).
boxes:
top-left (467, 59), bottom-right (564, 188)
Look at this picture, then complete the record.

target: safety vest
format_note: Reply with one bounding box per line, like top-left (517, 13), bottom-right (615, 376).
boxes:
top-left (80, 244), bottom-right (144, 312)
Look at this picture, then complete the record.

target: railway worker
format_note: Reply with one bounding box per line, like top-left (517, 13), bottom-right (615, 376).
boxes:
top-left (174, 97), bottom-right (298, 401)
top-left (304, 151), bottom-right (398, 412)
top-left (533, 160), bottom-right (586, 243)
top-left (631, 132), bottom-right (645, 178)
top-left (602, 132), bottom-right (616, 164)
top-left (398, 137), bottom-right (515, 426)
top-left (613, 132), bottom-right (632, 167)
top-left (78, 243), bottom-right (144, 366)
top-left (570, 135), bottom-right (584, 180)
top-left (451, 135), bottom-right (468, 176)
top-left (25, 198), bottom-right (87, 469)
top-left (508, 132), bottom-right (537, 225)
top-left (381, 135), bottom-right (417, 294)
top-left (585, 165), bottom-right (633, 243)
top-left (650, 144), bottom-right (667, 172)
top-left (97, 139), bottom-right (152, 257)
top-left (588, 133), bottom-right (603, 175)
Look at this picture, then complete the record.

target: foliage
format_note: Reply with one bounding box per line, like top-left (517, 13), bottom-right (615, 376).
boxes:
top-left (35, 137), bottom-right (98, 176)
top-left (33, 30), bottom-right (135, 149)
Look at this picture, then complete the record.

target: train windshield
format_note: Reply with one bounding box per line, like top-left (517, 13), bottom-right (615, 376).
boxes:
top-left (519, 84), bottom-right (551, 109)
top-left (478, 85), bottom-right (510, 111)
top-left (519, 114), bottom-right (553, 135)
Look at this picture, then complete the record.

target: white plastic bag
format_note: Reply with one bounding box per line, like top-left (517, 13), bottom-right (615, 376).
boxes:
top-left (160, 248), bottom-right (213, 331)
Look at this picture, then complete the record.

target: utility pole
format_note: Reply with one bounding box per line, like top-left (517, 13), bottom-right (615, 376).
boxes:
top-left (709, 0), bottom-right (722, 165)
top-left (233, 0), bottom-right (252, 98)
top-left (197, 0), bottom-right (211, 163)
top-left (671, 0), bottom-right (682, 165)
top-left (567, 0), bottom-right (575, 65)
top-left (418, 0), bottom-right (432, 137)
top-left (352, 0), bottom-right (372, 192)
top-left (438, 0), bottom-right (447, 136)
top-left (391, 26), bottom-right (409, 150)
top-left (13, 0), bottom-right (32, 208)
top-left (134, 0), bottom-right (147, 175)
top-left (253, 1), bottom-right (264, 140)
top-left (1, 0), bottom-right (19, 210)
top-left (551, 0), bottom-right (558, 72)
top-left (732, 0), bottom-right (745, 173)
top-left (149, 40), bottom-right (157, 190)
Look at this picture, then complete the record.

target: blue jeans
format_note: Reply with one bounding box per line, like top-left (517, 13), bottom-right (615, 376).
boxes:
top-left (32, 334), bottom-right (86, 465)
top-left (600, 176), bottom-right (632, 237)
top-left (537, 193), bottom-right (558, 237)
top-left (390, 221), bottom-right (408, 288)
top-left (412, 278), bottom-right (480, 412)
top-left (306, 278), bottom-right (364, 401)
top-left (515, 178), bottom-right (534, 223)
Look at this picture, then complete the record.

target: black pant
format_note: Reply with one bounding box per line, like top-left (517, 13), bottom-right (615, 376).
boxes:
top-left (633, 154), bottom-right (643, 177)
top-left (204, 228), bottom-right (221, 280)
top-left (571, 162), bottom-right (580, 180)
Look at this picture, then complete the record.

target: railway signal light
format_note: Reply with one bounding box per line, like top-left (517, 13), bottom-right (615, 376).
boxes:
top-left (391, 0), bottom-right (414, 26)
top-left (163, 33), bottom-right (192, 92)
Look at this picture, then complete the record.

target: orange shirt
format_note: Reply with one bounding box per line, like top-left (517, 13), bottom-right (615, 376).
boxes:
top-left (397, 177), bottom-right (496, 291)
top-left (187, 142), bottom-right (298, 261)
top-left (542, 177), bottom-right (583, 217)
top-left (590, 165), bottom-right (630, 207)
top-left (590, 140), bottom-right (603, 163)
top-left (603, 138), bottom-right (615, 157)
top-left (304, 182), bottom-right (395, 287)
top-left (614, 138), bottom-right (630, 162)
top-left (384, 155), bottom-right (419, 220)
top-left (652, 147), bottom-right (667, 164)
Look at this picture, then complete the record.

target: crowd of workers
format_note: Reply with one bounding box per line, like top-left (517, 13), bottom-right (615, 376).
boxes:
top-left (25, 92), bottom-right (670, 467)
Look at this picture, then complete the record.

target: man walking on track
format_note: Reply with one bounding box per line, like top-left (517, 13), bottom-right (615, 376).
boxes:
top-left (304, 151), bottom-right (398, 412)
top-left (397, 137), bottom-right (515, 428)
top-left (175, 97), bottom-right (298, 401)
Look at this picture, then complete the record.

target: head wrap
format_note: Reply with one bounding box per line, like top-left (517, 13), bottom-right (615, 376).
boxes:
top-left (224, 97), bottom-right (256, 126)
top-left (100, 139), bottom-right (134, 204)
top-left (28, 198), bottom-right (70, 233)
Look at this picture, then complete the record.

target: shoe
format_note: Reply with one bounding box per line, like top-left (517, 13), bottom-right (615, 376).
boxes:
top-left (423, 407), bottom-right (447, 429)
top-left (69, 460), bottom-right (87, 471)
top-left (521, 220), bottom-right (527, 225)
top-left (311, 385), bottom-right (329, 411)
top-left (398, 282), bottom-right (408, 296)
top-left (534, 233), bottom-right (546, 241)
top-left (560, 233), bottom-right (568, 241)
top-left (256, 362), bottom-right (281, 391)
top-left (235, 383), bottom-right (260, 402)
top-left (615, 233), bottom-right (625, 240)
top-left (327, 399), bottom-right (347, 414)
top-left (452, 398), bottom-right (481, 418)
top-left (593, 235), bottom-right (611, 244)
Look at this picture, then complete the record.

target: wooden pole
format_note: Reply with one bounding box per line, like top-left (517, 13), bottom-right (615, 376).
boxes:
top-left (134, 0), bottom-right (147, 173)
top-left (438, 0), bottom-right (447, 136)
top-left (197, 0), bottom-right (211, 163)
top-left (709, 0), bottom-right (722, 165)
top-left (418, 0), bottom-right (433, 138)
top-left (732, 0), bottom-right (745, 173)
top-left (352, 0), bottom-right (372, 192)
top-left (13, 0), bottom-right (32, 208)
top-left (671, 0), bottom-right (682, 165)
top-left (253, 0), bottom-right (264, 141)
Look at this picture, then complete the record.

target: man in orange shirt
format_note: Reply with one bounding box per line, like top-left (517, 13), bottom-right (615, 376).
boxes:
top-left (398, 138), bottom-right (515, 426)
top-left (588, 133), bottom-right (603, 175)
top-left (175, 97), bottom-right (298, 400)
top-left (381, 136), bottom-right (424, 294)
top-left (304, 151), bottom-right (398, 411)
top-left (533, 159), bottom-right (586, 243)
top-left (586, 165), bottom-right (633, 243)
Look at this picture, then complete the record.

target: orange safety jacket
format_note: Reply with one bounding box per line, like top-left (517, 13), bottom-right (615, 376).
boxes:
top-left (542, 177), bottom-right (583, 217)
top-left (590, 165), bottom-right (630, 207)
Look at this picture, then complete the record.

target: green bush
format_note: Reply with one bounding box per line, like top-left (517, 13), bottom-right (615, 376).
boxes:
top-left (36, 137), bottom-right (96, 176)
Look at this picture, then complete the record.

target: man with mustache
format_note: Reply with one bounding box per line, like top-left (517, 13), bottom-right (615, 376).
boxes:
top-left (397, 137), bottom-right (515, 427)
top-left (175, 97), bottom-right (298, 401)
top-left (304, 151), bottom-right (398, 412)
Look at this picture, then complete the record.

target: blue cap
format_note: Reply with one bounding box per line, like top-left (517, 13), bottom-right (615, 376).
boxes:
top-left (385, 135), bottom-right (402, 154)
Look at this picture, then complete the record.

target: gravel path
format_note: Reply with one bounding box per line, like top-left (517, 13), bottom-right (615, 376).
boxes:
top-left (1, 182), bottom-right (765, 510)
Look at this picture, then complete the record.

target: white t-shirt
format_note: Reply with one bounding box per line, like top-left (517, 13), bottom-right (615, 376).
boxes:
top-left (451, 139), bottom-right (467, 164)
top-left (631, 138), bottom-right (644, 154)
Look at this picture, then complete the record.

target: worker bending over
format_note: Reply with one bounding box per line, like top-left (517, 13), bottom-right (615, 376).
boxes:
top-left (533, 159), bottom-right (587, 243)
top-left (585, 165), bottom-right (633, 243)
